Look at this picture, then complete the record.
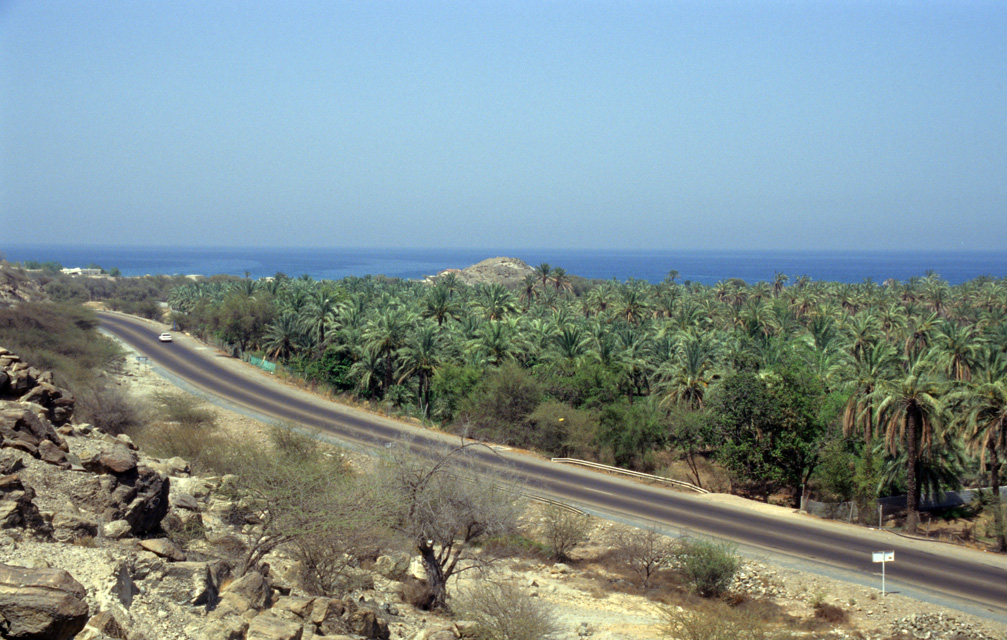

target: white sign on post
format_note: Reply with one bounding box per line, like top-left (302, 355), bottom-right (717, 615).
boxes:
top-left (872, 550), bottom-right (895, 595)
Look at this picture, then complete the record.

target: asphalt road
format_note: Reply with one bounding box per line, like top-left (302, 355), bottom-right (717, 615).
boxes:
top-left (99, 312), bottom-right (1007, 620)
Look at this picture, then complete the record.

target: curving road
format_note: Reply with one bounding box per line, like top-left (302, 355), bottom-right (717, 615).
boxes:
top-left (99, 312), bottom-right (1007, 621)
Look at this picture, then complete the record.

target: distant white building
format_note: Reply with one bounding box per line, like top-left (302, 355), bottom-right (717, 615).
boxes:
top-left (61, 267), bottom-right (103, 277)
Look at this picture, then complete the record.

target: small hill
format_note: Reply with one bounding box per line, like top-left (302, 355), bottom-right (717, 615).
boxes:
top-left (425, 257), bottom-right (534, 288)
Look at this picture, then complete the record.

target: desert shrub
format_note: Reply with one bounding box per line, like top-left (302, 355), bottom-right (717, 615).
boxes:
top-left (0, 302), bottom-right (123, 391)
top-left (538, 502), bottom-right (591, 561)
top-left (166, 514), bottom-right (207, 550)
top-left (376, 440), bottom-right (525, 608)
top-left (139, 421), bottom-right (231, 474)
top-left (151, 390), bottom-right (216, 429)
top-left (812, 602), bottom-right (847, 624)
top-left (400, 577), bottom-right (437, 610)
top-left (75, 383), bottom-right (144, 436)
top-left (293, 521), bottom-right (389, 596)
top-left (288, 458), bottom-right (391, 596)
top-left (481, 534), bottom-right (550, 560)
top-left (662, 600), bottom-right (789, 640)
top-left (270, 423), bottom-right (325, 461)
top-left (613, 525), bottom-right (676, 588)
top-left (138, 392), bottom-right (227, 472)
top-left (673, 538), bottom-right (740, 598)
top-left (454, 581), bottom-right (560, 640)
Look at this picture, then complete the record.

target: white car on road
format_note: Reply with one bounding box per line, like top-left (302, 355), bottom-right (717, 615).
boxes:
top-left (158, 332), bottom-right (173, 342)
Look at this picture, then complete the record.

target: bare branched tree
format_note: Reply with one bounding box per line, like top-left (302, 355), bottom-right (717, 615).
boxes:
top-left (538, 502), bottom-right (591, 561)
top-left (377, 439), bottom-right (524, 608)
top-left (613, 525), bottom-right (676, 587)
top-left (218, 426), bottom-right (389, 579)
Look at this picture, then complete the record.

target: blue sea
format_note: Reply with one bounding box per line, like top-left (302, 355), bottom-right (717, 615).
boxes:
top-left (5, 245), bottom-right (1007, 286)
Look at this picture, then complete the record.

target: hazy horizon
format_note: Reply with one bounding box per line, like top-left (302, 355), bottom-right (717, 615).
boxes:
top-left (3, 2), bottom-right (1005, 251)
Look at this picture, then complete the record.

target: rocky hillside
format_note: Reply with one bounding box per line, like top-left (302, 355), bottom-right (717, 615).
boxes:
top-left (0, 347), bottom-right (431, 640)
top-left (423, 257), bottom-right (534, 288)
top-left (2, 346), bottom-right (1005, 640)
top-left (0, 264), bottom-right (47, 306)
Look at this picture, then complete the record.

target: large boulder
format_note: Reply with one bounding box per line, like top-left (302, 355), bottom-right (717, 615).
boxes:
top-left (0, 474), bottom-right (50, 536)
top-left (186, 614), bottom-right (248, 640)
top-left (107, 466), bottom-right (170, 535)
top-left (0, 564), bottom-right (89, 640)
top-left (75, 440), bottom-right (138, 475)
top-left (0, 404), bottom-right (68, 459)
top-left (247, 611), bottom-right (305, 640)
top-left (0, 350), bottom-right (74, 426)
top-left (222, 570), bottom-right (273, 611)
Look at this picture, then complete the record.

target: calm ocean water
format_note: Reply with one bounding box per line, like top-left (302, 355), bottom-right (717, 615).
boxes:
top-left (5, 245), bottom-right (1007, 286)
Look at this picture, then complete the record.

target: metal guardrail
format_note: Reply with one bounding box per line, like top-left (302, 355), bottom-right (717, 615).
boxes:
top-left (550, 458), bottom-right (710, 494)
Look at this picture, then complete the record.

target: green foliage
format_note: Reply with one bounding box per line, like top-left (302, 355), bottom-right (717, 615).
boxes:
top-left (811, 435), bottom-right (858, 502)
top-left (42, 278), bottom-right (90, 303)
top-left (706, 359), bottom-right (826, 502)
top-left (527, 401), bottom-right (600, 458)
top-left (673, 538), bottom-right (741, 598)
top-left (666, 406), bottom-right (714, 487)
top-left (40, 259), bottom-right (1004, 523)
top-left (22, 260), bottom-right (63, 272)
top-left (597, 397), bottom-right (668, 470)
top-left (535, 360), bottom-right (621, 409)
top-left (430, 362), bottom-right (482, 423)
top-left (292, 347), bottom-right (354, 391)
top-left (455, 362), bottom-right (543, 446)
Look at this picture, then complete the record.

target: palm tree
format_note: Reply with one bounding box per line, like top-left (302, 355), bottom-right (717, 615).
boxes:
top-left (904, 312), bottom-right (939, 358)
top-left (549, 325), bottom-right (592, 366)
top-left (772, 272), bottom-right (789, 297)
top-left (841, 341), bottom-right (901, 500)
top-left (397, 323), bottom-right (445, 419)
top-left (474, 284), bottom-right (517, 321)
top-left (952, 349), bottom-right (1007, 551)
top-left (347, 348), bottom-right (383, 398)
top-left (843, 311), bottom-right (881, 364)
top-left (934, 320), bottom-right (983, 382)
top-left (617, 285), bottom-right (649, 325)
top-left (422, 284), bottom-right (462, 326)
top-left (363, 307), bottom-right (413, 394)
top-left (518, 274), bottom-right (539, 310)
top-left (467, 320), bottom-right (518, 366)
top-left (872, 350), bottom-right (948, 531)
top-left (303, 287), bottom-right (342, 353)
top-left (534, 263), bottom-right (552, 290)
top-left (551, 267), bottom-right (572, 294)
top-left (262, 312), bottom-right (306, 361)
top-left (657, 332), bottom-right (719, 409)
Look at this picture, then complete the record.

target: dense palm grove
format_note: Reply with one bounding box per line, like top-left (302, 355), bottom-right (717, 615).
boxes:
top-left (21, 260), bottom-right (1007, 546)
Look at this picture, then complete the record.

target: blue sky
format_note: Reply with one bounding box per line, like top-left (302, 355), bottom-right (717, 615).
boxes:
top-left (2, 1), bottom-right (1005, 250)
